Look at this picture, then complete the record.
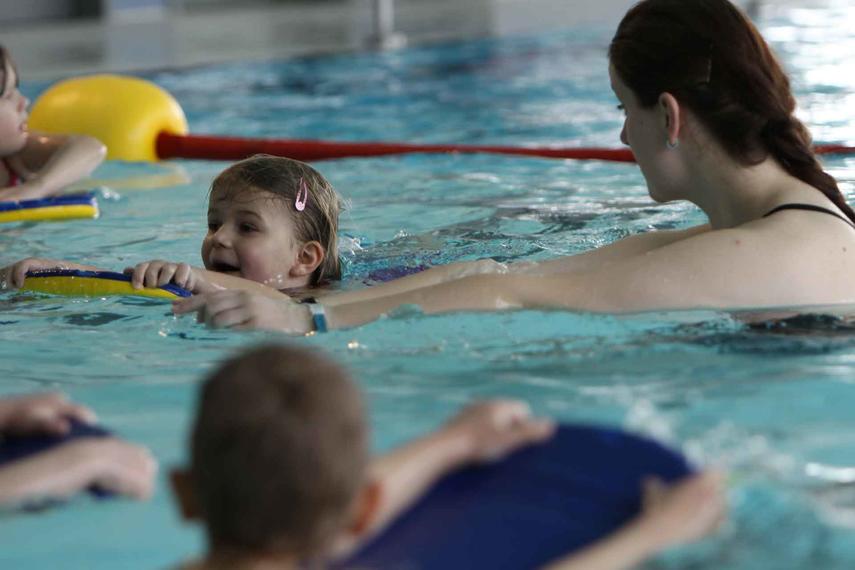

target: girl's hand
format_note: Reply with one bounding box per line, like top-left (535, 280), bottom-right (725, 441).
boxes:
top-left (124, 260), bottom-right (216, 294)
top-left (172, 290), bottom-right (314, 334)
top-left (0, 257), bottom-right (78, 290)
top-left (439, 400), bottom-right (556, 464)
top-left (0, 392), bottom-right (95, 436)
top-left (636, 471), bottom-right (727, 549)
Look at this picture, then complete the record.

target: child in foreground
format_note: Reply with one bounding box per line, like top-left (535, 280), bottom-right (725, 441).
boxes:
top-left (171, 344), bottom-right (725, 570)
top-left (0, 45), bottom-right (106, 202)
top-left (0, 392), bottom-right (155, 506)
top-left (1, 155), bottom-right (342, 302)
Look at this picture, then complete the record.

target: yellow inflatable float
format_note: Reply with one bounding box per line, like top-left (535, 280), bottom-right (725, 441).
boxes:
top-left (28, 74), bottom-right (188, 162)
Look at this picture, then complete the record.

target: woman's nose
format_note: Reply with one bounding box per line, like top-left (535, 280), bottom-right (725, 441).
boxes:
top-left (620, 122), bottom-right (629, 146)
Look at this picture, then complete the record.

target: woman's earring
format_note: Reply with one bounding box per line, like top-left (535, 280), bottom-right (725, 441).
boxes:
top-left (666, 138), bottom-right (679, 150)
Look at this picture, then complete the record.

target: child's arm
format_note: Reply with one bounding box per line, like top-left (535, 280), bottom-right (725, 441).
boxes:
top-left (1, 133), bottom-right (106, 201)
top-left (0, 392), bottom-right (156, 506)
top-left (125, 260), bottom-right (289, 299)
top-left (0, 257), bottom-right (102, 290)
top-left (542, 471), bottom-right (725, 570)
top-left (333, 401), bottom-right (555, 555)
top-left (0, 437), bottom-right (156, 506)
top-left (0, 392), bottom-right (95, 436)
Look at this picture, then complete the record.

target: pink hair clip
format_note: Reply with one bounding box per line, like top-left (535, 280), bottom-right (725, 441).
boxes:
top-left (295, 178), bottom-right (309, 212)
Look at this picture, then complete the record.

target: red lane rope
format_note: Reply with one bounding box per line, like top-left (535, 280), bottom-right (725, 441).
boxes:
top-left (156, 132), bottom-right (854, 163)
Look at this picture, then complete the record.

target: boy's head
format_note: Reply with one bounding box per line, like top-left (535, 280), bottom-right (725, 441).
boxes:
top-left (172, 344), bottom-right (369, 560)
top-left (203, 155), bottom-right (342, 290)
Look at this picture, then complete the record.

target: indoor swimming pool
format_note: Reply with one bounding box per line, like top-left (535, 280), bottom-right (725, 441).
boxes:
top-left (2, 2), bottom-right (855, 568)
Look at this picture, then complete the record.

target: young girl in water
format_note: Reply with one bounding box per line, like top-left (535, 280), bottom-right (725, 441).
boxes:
top-left (0, 45), bottom-right (106, 202)
top-left (176, 0), bottom-right (855, 333)
top-left (1, 155), bottom-right (343, 305)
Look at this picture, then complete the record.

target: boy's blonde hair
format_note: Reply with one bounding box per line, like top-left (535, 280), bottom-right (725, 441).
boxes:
top-left (190, 344), bottom-right (369, 558)
top-left (211, 155), bottom-right (342, 285)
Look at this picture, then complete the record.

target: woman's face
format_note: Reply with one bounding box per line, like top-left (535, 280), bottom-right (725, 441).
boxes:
top-left (609, 65), bottom-right (681, 203)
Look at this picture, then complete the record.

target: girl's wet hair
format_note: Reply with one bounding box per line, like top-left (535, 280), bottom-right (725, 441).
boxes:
top-left (211, 155), bottom-right (343, 285)
top-left (609, 0), bottom-right (854, 223)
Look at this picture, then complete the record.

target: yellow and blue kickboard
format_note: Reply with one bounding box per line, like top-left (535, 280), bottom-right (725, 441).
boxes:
top-left (0, 193), bottom-right (99, 224)
top-left (22, 269), bottom-right (191, 300)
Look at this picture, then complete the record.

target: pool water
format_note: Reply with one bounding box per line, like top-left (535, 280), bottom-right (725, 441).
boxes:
top-left (3, 4), bottom-right (855, 569)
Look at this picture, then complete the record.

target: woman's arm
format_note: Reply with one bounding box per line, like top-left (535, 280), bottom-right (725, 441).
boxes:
top-left (318, 225), bottom-right (711, 308)
top-left (2, 133), bottom-right (106, 201)
top-left (319, 223), bottom-right (842, 330)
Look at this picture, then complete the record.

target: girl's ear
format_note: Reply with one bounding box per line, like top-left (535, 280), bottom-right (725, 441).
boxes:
top-left (289, 241), bottom-right (325, 278)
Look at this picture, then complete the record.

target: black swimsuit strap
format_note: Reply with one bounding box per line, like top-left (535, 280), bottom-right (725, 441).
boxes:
top-left (763, 203), bottom-right (855, 230)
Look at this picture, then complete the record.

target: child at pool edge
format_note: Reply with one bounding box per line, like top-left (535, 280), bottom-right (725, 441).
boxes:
top-left (0, 155), bottom-right (342, 303)
top-left (0, 392), bottom-right (156, 506)
top-left (171, 343), bottom-right (725, 570)
top-left (0, 45), bottom-right (106, 201)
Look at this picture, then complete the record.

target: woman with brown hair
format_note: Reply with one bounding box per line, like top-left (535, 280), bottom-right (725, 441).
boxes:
top-left (176, 0), bottom-right (855, 333)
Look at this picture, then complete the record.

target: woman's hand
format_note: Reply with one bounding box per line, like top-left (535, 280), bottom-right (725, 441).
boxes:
top-left (172, 290), bottom-right (314, 334)
top-left (0, 392), bottom-right (95, 436)
top-left (124, 260), bottom-right (217, 294)
top-left (438, 400), bottom-right (556, 464)
top-left (0, 257), bottom-right (83, 290)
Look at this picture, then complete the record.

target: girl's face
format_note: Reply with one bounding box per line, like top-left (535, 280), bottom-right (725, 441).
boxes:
top-left (0, 59), bottom-right (29, 157)
top-left (201, 187), bottom-right (306, 290)
top-left (610, 65), bottom-right (681, 203)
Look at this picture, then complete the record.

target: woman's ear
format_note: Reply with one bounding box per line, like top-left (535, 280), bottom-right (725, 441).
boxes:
top-left (658, 92), bottom-right (682, 146)
top-left (347, 479), bottom-right (383, 538)
top-left (289, 241), bottom-right (325, 278)
top-left (170, 468), bottom-right (200, 521)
